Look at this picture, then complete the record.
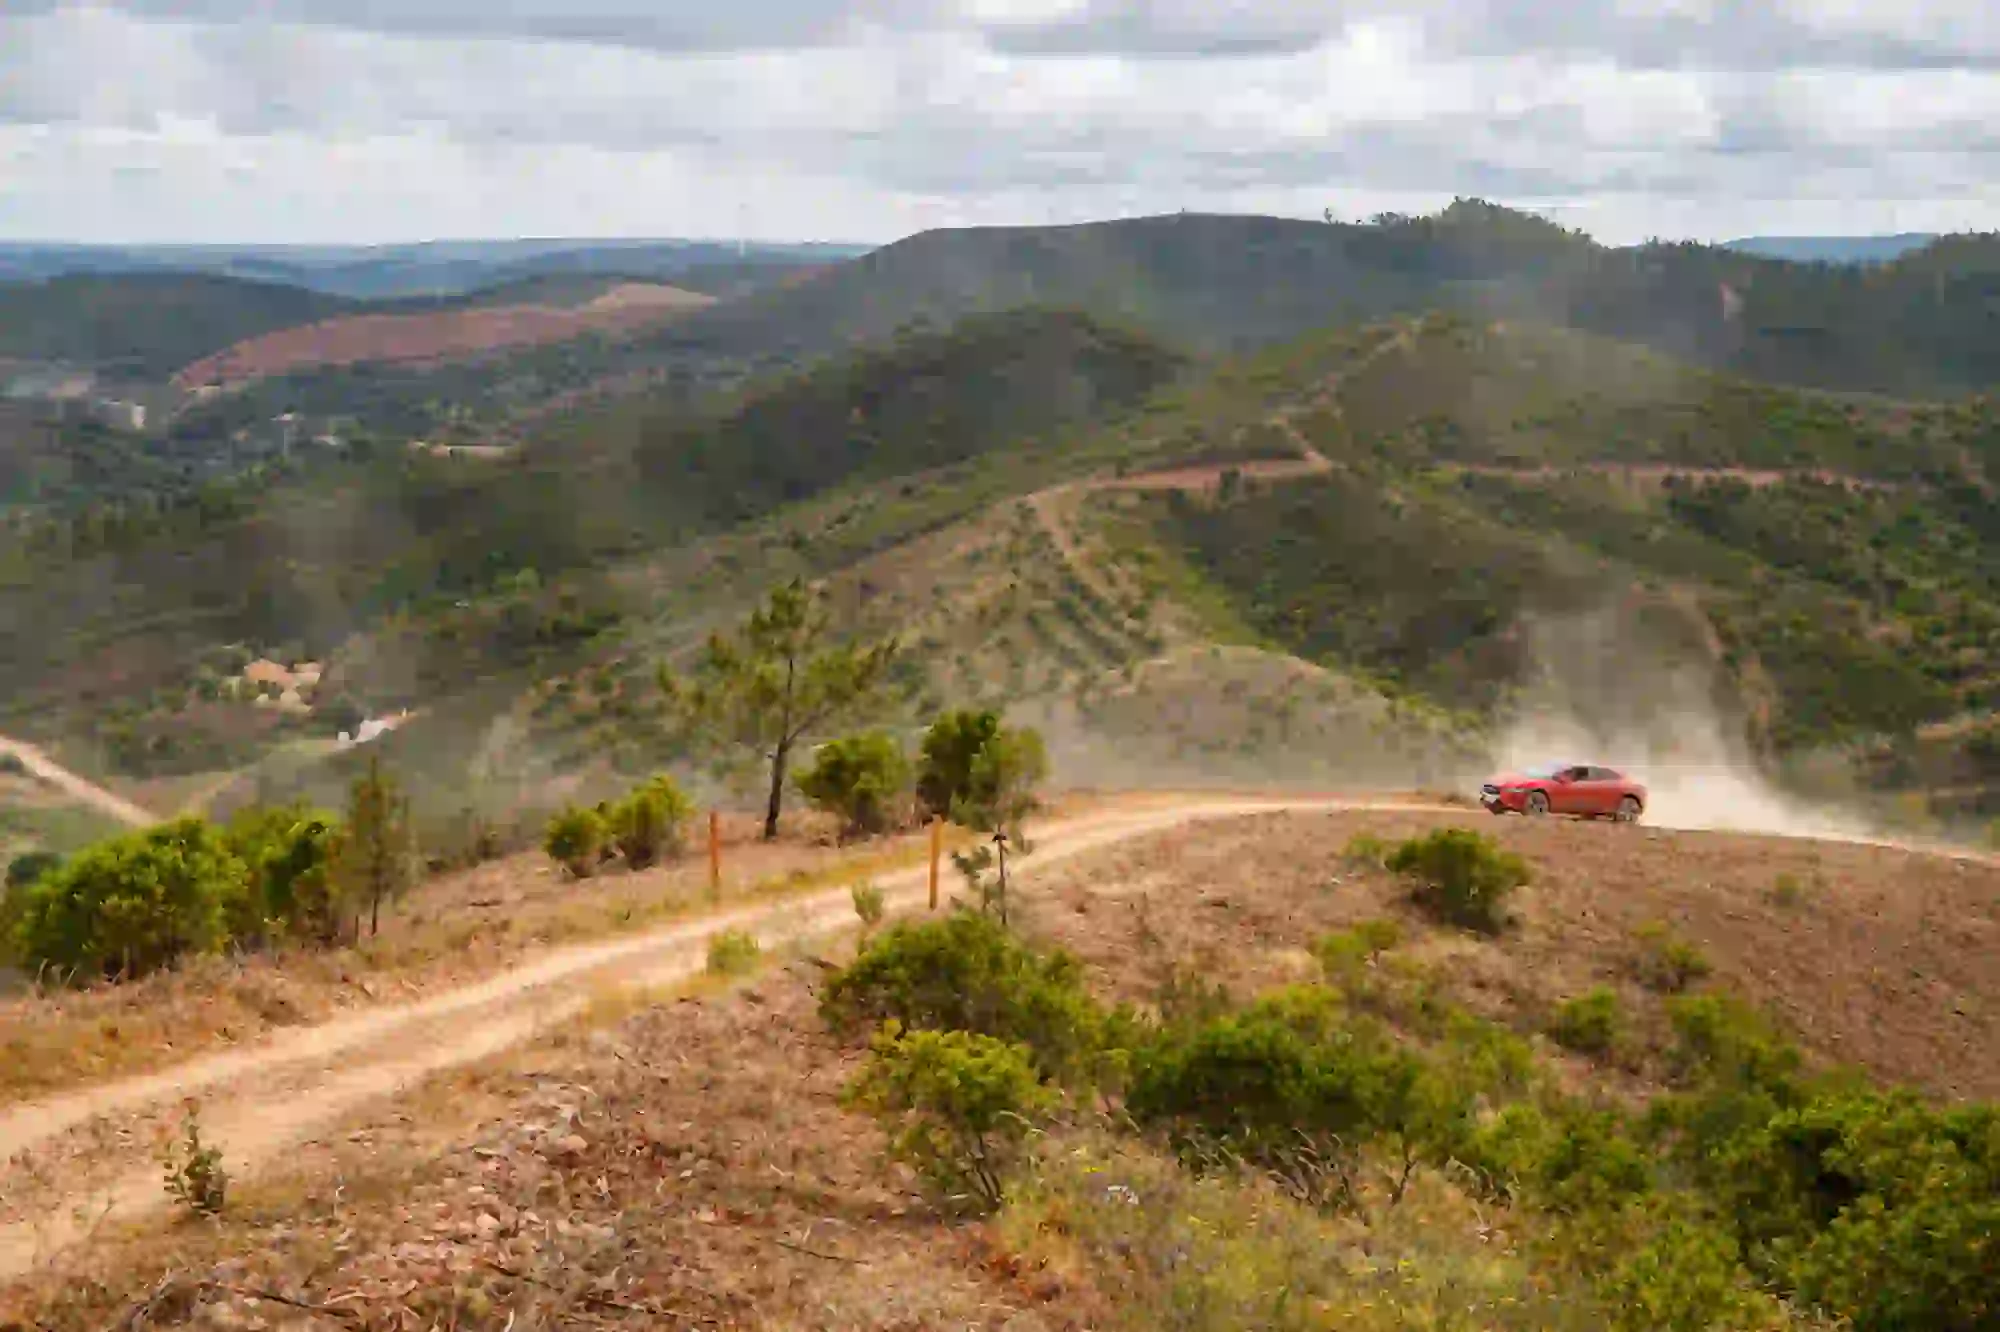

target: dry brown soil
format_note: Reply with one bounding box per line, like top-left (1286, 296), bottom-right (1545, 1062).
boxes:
top-left (2, 804), bottom-right (1991, 1329)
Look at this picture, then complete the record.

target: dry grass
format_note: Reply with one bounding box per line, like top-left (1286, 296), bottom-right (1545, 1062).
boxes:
top-left (0, 969), bottom-right (1087, 1331)
top-left (0, 804), bottom-right (1976, 1329)
top-left (0, 814), bottom-right (958, 1106)
top-left (1011, 808), bottom-right (2000, 1100)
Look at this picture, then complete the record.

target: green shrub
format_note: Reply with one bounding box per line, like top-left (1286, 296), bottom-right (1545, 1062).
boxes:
top-left (820, 912), bottom-right (1108, 1084)
top-left (844, 1022), bottom-right (1055, 1213)
top-left (1595, 1203), bottom-right (1789, 1332)
top-left (1716, 1091), bottom-right (2000, 1331)
top-left (1768, 873), bottom-right (1809, 909)
top-left (1313, 919), bottom-right (1403, 991)
top-left (1632, 921), bottom-right (1714, 993)
top-left (1551, 987), bottom-right (1625, 1058)
top-left (915, 709), bottom-right (1047, 831)
top-left (608, 775), bottom-right (692, 869)
top-left (222, 804), bottom-right (343, 945)
top-left (1387, 828), bottom-right (1527, 933)
top-left (1124, 989), bottom-right (1437, 1208)
top-left (9, 819), bottom-right (247, 981)
top-left (706, 929), bottom-right (761, 977)
top-left (1341, 831), bottom-right (1390, 867)
top-left (850, 880), bottom-right (886, 929)
top-left (543, 805), bottom-right (608, 879)
top-left (161, 1106), bottom-right (228, 1217)
top-left (963, 725), bottom-right (1049, 833)
top-left (918, 712), bottom-right (1002, 818)
top-left (795, 731), bottom-right (910, 838)
top-left (5, 850), bottom-right (61, 891)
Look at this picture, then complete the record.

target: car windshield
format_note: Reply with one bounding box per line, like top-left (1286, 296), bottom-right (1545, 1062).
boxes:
top-left (1522, 764), bottom-right (1564, 778)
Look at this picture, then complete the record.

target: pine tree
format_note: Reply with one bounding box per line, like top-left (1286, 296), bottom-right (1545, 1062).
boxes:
top-left (332, 756), bottom-right (417, 937)
top-left (661, 579), bottom-right (898, 841)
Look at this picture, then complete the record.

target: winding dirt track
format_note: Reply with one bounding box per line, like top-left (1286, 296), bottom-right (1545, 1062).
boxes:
top-left (0, 795), bottom-right (1444, 1279)
top-left (0, 737), bottom-right (154, 829)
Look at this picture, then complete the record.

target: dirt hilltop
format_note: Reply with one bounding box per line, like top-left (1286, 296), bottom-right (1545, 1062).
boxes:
top-left (173, 283), bottom-right (716, 390)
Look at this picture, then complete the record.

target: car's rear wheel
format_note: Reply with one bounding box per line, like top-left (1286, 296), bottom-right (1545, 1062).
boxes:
top-left (1615, 796), bottom-right (1642, 824)
top-left (1526, 791), bottom-right (1550, 816)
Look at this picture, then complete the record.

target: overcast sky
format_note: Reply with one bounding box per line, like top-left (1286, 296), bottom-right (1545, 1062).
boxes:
top-left (2, 1), bottom-right (1996, 246)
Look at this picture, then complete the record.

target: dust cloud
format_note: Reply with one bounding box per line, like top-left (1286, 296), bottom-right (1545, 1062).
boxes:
top-left (1483, 606), bottom-right (1880, 841)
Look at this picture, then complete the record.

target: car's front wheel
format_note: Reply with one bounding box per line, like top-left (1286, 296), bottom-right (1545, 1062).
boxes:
top-left (1615, 796), bottom-right (1642, 824)
top-left (1526, 791), bottom-right (1550, 816)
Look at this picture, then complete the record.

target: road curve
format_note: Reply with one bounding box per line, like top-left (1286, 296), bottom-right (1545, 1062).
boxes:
top-left (0, 736), bottom-right (154, 829)
top-left (0, 795), bottom-right (1448, 1279)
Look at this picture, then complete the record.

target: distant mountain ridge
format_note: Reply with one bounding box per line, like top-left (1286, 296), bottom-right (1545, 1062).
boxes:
top-left (0, 238), bottom-right (875, 299)
top-left (1722, 234), bottom-right (1940, 264)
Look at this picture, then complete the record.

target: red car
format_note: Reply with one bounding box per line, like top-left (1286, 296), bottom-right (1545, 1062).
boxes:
top-left (1480, 763), bottom-right (1647, 822)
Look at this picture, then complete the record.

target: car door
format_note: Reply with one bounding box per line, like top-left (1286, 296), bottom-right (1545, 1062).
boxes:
top-left (1549, 765), bottom-right (1591, 815)
top-left (1580, 767), bottom-right (1622, 816)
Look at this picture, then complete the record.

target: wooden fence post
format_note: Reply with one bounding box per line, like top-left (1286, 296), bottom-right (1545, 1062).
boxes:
top-left (709, 810), bottom-right (722, 902)
top-left (928, 816), bottom-right (943, 911)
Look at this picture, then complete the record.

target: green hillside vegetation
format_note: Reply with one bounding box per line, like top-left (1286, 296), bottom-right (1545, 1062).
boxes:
top-left (140, 202), bottom-right (2000, 457)
top-left (584, 307), bottom-right (1190, 527)
top-left (0, 310), bottom-right (1202, 789)
top-left (1099, 314), bottom-right (2000, 793)
top-left (8, 295), bottom-right (2000, 831)
top-left (0, 274), bottom-right (358, 380)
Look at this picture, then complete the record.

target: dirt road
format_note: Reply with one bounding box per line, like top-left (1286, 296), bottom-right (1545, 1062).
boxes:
top-left (0, 737), bottom-right (153, 829)
top-left (0, 794), bottom-right (1444, 1278)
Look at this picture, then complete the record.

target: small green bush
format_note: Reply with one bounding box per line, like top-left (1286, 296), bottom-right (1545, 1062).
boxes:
top-left (1341, 831), bottom-right (1390, 868)
top-left (223, 804), bottom-right (343, 945)
top-left (1550, 987), bottom-right (1625, 1058)
top-left (1387, 828), bottom-right (1528, 933)
top-left (1768, 873), bottom-right (1808, 909)
top-left (917, 709), bottom-right (1002, 817)
top-left (543, 805), bottom-right (608, 879)
top-left (161, 1106), bottom-right (228, 1217)
top-left (706, 929), bottom-right (761, 977)
top-left (796, 731), bottom-right (910, 838)
top-left (845, 1022), bottom-right (1054, 1213)
top-left (5, 850), bottom-right (62, 891)
top-left (1632, 921), bottom-right (1713, 994)
top-left (1314, 919), bottom-right (1404, 991)
top-left (820, 912), bottom-right (1108, 1085)
top-left (916, 710), bottom-right (1048, 831)
top-left (1125, 989), bottom-right (1440, 1208)
top-left (851, 880), bottom-right (886, 929)
top-left (9, 819), bottom-right (247, 980)
top-left (608, 775), bottom-right (692, 869)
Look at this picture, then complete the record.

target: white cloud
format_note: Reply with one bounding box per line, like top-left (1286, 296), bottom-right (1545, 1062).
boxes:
top-left (2, 2), bottom-right (1998, 244)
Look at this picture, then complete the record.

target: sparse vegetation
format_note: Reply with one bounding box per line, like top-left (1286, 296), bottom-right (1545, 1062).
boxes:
top-left (915, 709), bottom-right (1049, 833)
top-left (845, 1021), bottom-right (1054, 1214)
top-left (661, 578), bottom-right (898, 841)
top-left (606, 774), bottom-right (693, 869)
top-left (543, 805), bottom-right (608, 879)
top-left (1634, 921), bottom-right (1714, 994)
top-left (1550, 986), bottom-right (1625, 1057)
top-left (329, 756), bottom-right (416, 938)
top-left (795, 730), bottom-right (910, 839)
top-left (1387, 827), bottom-right (1528, 933)
top-left (820, 912), bottom-right (1111, 1085)
top-left (161, 1104), bottom-right (228, 1218)
top-left (850, 880), bottom-right (886, 930)
top-left (8, 818), bottom-right (246, 981)
top-left (705, 928), bottom-right (761, 977)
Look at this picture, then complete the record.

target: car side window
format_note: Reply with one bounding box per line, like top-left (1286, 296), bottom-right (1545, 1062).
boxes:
top-left (1568, 766), bottom-right (1590, 782)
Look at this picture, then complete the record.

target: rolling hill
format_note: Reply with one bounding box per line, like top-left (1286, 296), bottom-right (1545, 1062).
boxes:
top-left (0, 239), bottom-right (871, 299)
top-left (8, 278), bottom-right (2000, 841)
top-left (1723, 233), bottom-right (1939, 264)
